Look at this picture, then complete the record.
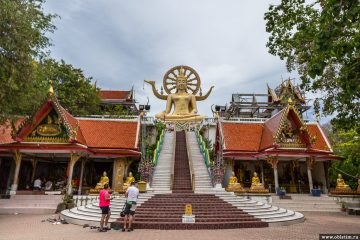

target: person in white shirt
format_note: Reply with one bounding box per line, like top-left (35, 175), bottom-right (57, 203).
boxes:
top-left (33, 178), bottom-right (42, 190)
top-left (122, 181), bottom-right (139, 232)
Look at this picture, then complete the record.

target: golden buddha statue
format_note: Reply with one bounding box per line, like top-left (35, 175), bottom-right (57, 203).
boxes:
top-left (335, 174), bottom-right (351, 190)
top-left (123, 171), bottom-right (135, 190)
top-left (226, 171), bottom-right (245, 193)
top-left (251, 172), bottom-right (261, 186)
top-left (249, 172), bottom-right (269, 193)
top-left (145, 65), bottom-right (213, 123)
top-left (95, 171), bottom-right (109, 190)
top-left (330, 173), bottom-right (353, 195)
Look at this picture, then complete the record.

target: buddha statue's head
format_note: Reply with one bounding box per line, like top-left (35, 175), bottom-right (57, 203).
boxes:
top-left (254, 172), bottom-right (258, 177)
top-left (103, 171), bottom-right (107, 176)
top-left (176, 67), bottom-right (187, 92)
top-left (232, 171), bottom-right (235, 176)
top-left (129, 172), bottom-right (133, 177)
top-left (338, 174), bottom-right (342, 178)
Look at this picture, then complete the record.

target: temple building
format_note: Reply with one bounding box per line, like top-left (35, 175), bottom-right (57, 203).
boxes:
top-left (98, 87), bottom-right (138, 114)
top-left (0, 89), bottom-right (142, 195)
top-left (213, 79), bottom-right (339, 194)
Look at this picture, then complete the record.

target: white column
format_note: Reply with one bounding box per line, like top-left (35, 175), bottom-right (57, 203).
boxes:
top-left (10, 150), bottom-right (22, 195)
top-left (267, 156), bottom-right (279, 190)
top-left (78, 158), bottom-right (85, 195)
top-left (66, 153), bottom-right (81, 195)
top-left (306, 157), bottom-right (315, 193)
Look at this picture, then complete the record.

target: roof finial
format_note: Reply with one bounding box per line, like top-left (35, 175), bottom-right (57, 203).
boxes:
top-left (288, 97), bottom-right (293, 104)
top-left (49, 80), bottom-right (54, 96)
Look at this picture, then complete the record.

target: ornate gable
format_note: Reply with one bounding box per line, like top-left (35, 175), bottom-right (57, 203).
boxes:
top-left (273, 98), bottom-right (313, 148)
top-left (277, 79), bottom-right (305, 105)
top-left (15, 94), bottom-right (79, 143)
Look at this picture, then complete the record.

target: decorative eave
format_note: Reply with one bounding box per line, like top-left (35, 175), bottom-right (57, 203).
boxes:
top-left (135, 117), bottom-right (141, 149)
top-left (267, 84), bottom-right (279, 103)
top-left (273, 98), bottom-right (313, 147)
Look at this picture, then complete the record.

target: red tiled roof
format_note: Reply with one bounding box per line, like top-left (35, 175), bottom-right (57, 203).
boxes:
top-left (0, 125), bottom-right (13, 144)
top-left (99, 90), bottom-right (130, 100)
top-left (77, 119), bottom-right (138, 149)
top-left (222, 122), bottom-right (263, 152)
top-left (259, 110), bottom-right (284, 150)
top-left (0, 119), bottom-right (24, 144)
top-left (307, 123), bottom-right (330, 151)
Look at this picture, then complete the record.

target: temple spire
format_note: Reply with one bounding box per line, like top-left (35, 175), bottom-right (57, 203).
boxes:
top-left (48, 80), bottom-right (54, 96)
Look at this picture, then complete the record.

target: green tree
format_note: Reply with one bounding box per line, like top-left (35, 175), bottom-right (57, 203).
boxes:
top-left (0, 0), bottom-right (56, 121)
top-left (264, 0), bottom-right (360, 131)
top-left (38, 59), bottom-right (101, 116)
top-left (323, 123), bottom-right (360, 189)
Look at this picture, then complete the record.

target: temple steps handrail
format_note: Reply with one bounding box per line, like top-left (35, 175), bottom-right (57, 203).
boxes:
top-left (185, 131), bottom-right (195, 192)
top-left (152, 129), bottom-right (165, 166)
top-left (170, 131), bottom-right (176, 191)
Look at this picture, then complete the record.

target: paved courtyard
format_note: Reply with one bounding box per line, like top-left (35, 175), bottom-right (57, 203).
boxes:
top-left (0, 212), bottom-right (359, 240)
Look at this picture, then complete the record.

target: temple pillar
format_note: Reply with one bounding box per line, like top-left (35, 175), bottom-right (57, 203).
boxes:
top-left (260, 161), bottom-right (264, 184)
top-left (267, 156), bottom-right (279, 190)
top-left (78, 158), bottom-right (85, 195)
top-left (30, 159), bottom-right (38, 183)
top-left (224, 159), bottom-right (234, 187)
top-left (306, 157), bottom-right (315, 193)
top-left (10, 150), bottom-right (22, 195)
top-left (66, 153), bottom-right (81, 195)
top-left (113, 158), bottom-right (125, 191)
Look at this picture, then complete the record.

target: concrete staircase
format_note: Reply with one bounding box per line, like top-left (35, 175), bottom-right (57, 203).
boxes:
top-left (0, 194), bottom-right (63, 214)
top-left (150, 131), bottom-right (174, 193)
top-left (185, 131), bottom-right (304, 226)
top-left (111, 131), bottom-right (268, 229)
top-left (186, 132), bottom-right (213, 192)
top-left (271, 194), bottom-right (342, 212)
top-left (61, 193), bottom-right (154, 225)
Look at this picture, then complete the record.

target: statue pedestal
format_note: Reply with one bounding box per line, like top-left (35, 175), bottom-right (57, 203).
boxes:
top-left (248, 184), bottom-right (269, 193)
top-left (89, 188), bottom-right (114, 194)
top-left (330, 186), bottom-right (355, 195)
top-left (226, 183), bottom-right (246, 193)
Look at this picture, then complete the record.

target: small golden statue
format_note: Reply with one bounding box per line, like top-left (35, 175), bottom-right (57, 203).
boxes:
top-left (89, 171), bottom-right (112, 194)
top-left (145, 65), bottom-right (213, 123)
top-left (335, 174), bottom-right (352, 191)
top-left (123, 172), bottom-right (135, 190)
top-left (357, 179), bottom-right (360, 193)
top-left (330, 173), bottom-right (354, 195)
top-left (248, 172), bottom-right (269, 193)
top-left (95, 171), bottom-right (109, 190)
top-left (226, 171), bottom-right (245, 193)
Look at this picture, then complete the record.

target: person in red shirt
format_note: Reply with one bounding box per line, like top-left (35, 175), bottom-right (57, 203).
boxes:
top-left (98, 183), bottom-right (111, 232)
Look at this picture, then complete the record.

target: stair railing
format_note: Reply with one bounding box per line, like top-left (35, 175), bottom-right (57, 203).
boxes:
top-left (149, 129), bottom-right (165, 187)
top-left (170, 131), bottom-right (176, 190)
top-left (152, 129), bottom-right (165, 167)
top-left (185, 131), bottom-right (195, 192)
top-left (195, 130), bottom-right (213, 176)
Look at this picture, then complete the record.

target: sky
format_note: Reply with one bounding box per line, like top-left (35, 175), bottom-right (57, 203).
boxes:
top-left (42, 0), bottom-right (319, 121)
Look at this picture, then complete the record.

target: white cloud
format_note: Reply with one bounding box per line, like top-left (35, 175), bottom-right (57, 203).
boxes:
top-left (44, 0), bottom-right (319, 119)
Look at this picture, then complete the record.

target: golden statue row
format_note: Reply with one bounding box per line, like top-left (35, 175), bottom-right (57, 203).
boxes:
top-left (227, 172), bottom-right (360, 195)
top-left (89, 171), bottom-right (135, 194)
top-left (226, 171), bottom-right (269, 194)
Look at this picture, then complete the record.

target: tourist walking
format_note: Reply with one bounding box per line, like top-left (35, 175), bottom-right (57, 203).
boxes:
top-left (122, 181), bottom-right (139, 232)
top-left (98, 183), bottom-right (111, 232)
